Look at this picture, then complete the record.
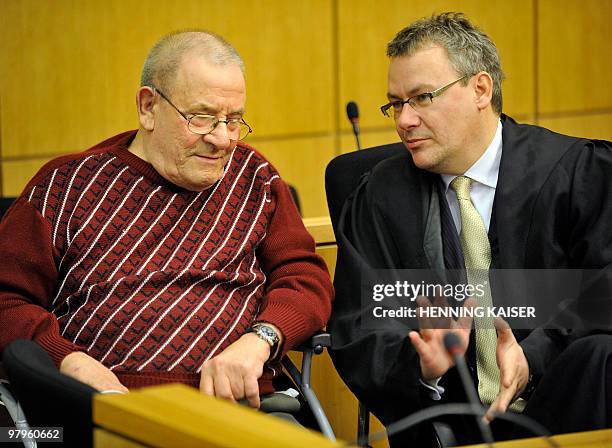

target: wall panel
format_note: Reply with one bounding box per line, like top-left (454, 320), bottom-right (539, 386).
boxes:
top-left (339, 128), bottom-right (400, 155)
top-left (538, 113), bottom-right (612, 141)
top-left (538, 0), bottom-right (612, 114)
top-left (2, 157), bottom-right (53, 197)
top-left (251, 135), bottom-right (335, 218)
top-left (0, 0), bottom-right (334, 158)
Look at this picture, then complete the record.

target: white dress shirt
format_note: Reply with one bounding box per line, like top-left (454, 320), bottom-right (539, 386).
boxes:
top-left (440, 120), bottom-right (503, 233)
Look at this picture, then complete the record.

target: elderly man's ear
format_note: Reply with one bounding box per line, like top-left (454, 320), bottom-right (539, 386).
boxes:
top-left (136, 86), bottom-right (156, 131)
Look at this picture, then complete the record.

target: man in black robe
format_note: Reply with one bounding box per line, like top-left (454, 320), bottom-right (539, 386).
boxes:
top-left (329, 12), bottom-right (612, 447)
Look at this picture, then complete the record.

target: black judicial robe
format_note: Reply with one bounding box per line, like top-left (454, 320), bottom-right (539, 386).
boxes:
top-left (329, 115), bottom-right (612, 445)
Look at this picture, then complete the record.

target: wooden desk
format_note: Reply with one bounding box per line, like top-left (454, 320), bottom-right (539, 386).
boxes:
top-left (94, 384), bottom-right (343, 448)
top-left (460, 428), bottom-right (612, 448)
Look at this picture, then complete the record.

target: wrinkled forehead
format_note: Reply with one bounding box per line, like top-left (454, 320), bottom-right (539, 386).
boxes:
top-left (168, 51), bottom-right (245, 92)
top-left (172, 57), bottom-right (246, 106)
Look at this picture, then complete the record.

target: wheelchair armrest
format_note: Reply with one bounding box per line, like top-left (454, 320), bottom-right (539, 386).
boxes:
top-left (294, 332), bottom-right (331, 355)
top-left (283, 331), bottom-right (335, 441)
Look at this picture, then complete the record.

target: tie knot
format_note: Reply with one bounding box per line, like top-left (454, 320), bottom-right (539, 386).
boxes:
top-left (450, 176), bottom-right (473, 200)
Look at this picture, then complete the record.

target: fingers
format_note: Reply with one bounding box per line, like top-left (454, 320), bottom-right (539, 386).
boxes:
top-left (409, 329), bottom-right (441, 365)
top-left (200, 370), bottom-right (214, 396)
top-left (199, 367), bottom-right (236, 402)
top-left (214, 375), bottom-right (236, 402)
top-left (415, 296), bottom-right (435, 330)
top-left (415, 295), bottom-right (453, 329)
top-left (59, 351), bottom-right (129, 393)
top-left (108, 377), bottom-right (129, 394)
top-left (243, 375), bottom-right (261, 409)
top-left (229, 373), bottom-right (246, 403)
top-left (408, 330), bottom-right (429, 355)
top-left (494, 317), bottom-right (512, 337)
top-left (485, 383), bottom-right (514, 422)
top-left (498, 350), bottom-right (516, 389)
top-left (494, 317), bottom-right (519, 388)
top-left (199, 349), bottom-right (264, 408)
top-left (494, 317), bottom-right (516, 354)
top-left (432, 294), bottom-right (452, 329)
top-left (456, 297), bottom-right (477, 330)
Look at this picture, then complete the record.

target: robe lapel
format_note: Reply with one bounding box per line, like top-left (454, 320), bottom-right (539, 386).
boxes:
top-left (493, 115), bottom-right (551, 268)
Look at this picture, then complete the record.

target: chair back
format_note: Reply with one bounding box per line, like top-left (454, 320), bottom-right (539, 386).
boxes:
top-left (3, 340), bottom-right (97, 447)
top-left (324, 142), bottom-right (405, 446)
top-left (325, 143), bottom-right (404, 232)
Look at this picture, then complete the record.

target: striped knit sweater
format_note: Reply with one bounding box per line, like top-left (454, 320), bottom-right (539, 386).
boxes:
top-left (0, 131), bottom-right (333, 392)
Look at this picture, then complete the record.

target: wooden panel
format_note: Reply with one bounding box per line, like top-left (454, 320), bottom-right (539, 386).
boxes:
top-left (252, 136), bottom-right (335, 218)
top-left (340, 129), bottom-right (400, 155)
top-left (304, 216), bottom-right (335, 245)
top-left (0, 0), bottom-right (334, 158)
top-left (2, 157), bottom-right (54, 197)
top-left (337, 0), bottom-right (535, 133)
top-left (538, 113), bottom-right (612, 141)
top-left (538, 0), bottom-right (612, 114)
top-left (316, 244), bottom-right (337, 278)
top-left (94, 384), bottom-right (342, 448)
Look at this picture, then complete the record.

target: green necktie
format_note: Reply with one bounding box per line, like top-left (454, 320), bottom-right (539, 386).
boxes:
top-left (450, 176), bottom-right (525, 411)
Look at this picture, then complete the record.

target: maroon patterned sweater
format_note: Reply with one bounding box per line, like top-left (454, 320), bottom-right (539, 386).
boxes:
top-left (0, 131), bottom-right (333, 392)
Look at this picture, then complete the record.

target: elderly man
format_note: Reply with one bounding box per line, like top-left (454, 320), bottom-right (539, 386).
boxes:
top-left (0, 31), bottom-right (333, 411)
top-left (330, 12), bottom-right (612, 446)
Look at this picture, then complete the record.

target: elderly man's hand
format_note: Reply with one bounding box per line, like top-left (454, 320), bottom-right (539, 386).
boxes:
top-left (59, 351), bottom-right (129, 393)
top-left (199, 332), bottom-right (271, 408)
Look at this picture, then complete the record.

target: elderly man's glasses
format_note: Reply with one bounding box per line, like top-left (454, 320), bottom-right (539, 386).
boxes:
top-left (152, 86), bottom-right (253, 140)
top-left (380, 74), bottom-right (470, 118)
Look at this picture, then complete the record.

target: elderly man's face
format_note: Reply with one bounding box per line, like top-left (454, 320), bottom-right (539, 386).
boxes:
top-left (148, 56), bottom-right (246, 191)
top-left (387, 45), bottom-right (478, 175)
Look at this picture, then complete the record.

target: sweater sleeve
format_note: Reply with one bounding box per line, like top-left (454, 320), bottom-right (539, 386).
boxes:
top-left (0, 197), bottom-right (84, 366)
top-left (254, 179), bottom-right (334, 356)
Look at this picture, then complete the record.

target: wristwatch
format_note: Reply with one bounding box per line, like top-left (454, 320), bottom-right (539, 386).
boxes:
top-left (250, 323), bottom-right (281, 360)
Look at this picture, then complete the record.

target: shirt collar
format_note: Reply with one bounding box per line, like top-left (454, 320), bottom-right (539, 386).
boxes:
top-left (440, 119), bottom-right (503, 192)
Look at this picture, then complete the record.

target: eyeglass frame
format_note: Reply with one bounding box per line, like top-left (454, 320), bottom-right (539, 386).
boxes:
top-left (380, 74), bottom-right (471, 118)
top-left (150, 85), bottom-right (253, 139)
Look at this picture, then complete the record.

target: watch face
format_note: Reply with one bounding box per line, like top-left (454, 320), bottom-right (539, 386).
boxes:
top-left (259, 325), bottom-right (279, 342)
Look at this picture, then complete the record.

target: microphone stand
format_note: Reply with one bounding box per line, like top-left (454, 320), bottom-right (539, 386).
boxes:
top-left (445, 333), bottom-right (495, 446)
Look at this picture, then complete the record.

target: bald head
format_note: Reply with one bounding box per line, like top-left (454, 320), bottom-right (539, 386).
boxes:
top-left (140, 31), bottom-right (244, 93)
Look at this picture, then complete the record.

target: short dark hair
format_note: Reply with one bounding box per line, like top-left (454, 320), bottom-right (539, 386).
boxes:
top-left (387, 12), bottom-right (504, 114)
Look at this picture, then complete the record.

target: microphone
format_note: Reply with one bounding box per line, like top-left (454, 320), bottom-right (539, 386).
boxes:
top-left (346, 101), bottom-right (362, 151)
top-left (444, 332), bottom-right (495, 445)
